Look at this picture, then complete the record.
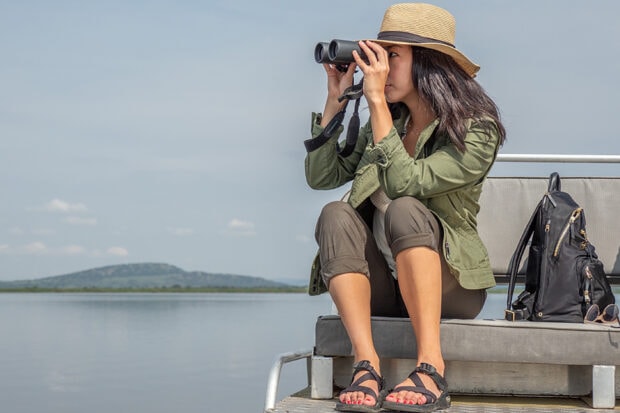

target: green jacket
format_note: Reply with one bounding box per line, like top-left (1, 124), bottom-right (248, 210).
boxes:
top-left (305, 106), bottom-right (500, 295)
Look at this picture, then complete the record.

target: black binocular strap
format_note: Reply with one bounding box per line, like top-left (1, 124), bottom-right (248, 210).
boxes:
top-left (304, 79), bottom-right (364, 157)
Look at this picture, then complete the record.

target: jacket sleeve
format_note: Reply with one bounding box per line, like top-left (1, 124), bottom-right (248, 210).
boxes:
top-left (369, 122), bottom-right (500, 199)
top-left (304, 112), bottom-right (372, 190)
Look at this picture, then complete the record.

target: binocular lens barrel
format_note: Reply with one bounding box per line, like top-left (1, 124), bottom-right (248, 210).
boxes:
top-left (314, 39), bottom-right (367, 65)
top-left (314, 42), bottom-right (330, 64)
top-left (328, 39), bottom-right (365, 64)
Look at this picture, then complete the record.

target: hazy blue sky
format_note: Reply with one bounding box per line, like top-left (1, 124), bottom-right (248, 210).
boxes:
top-left (1, 0), bottom-right (619, 282)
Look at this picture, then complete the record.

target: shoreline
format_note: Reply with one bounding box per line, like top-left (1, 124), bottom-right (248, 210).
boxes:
top-left (0, 286), bottom-right (308, 293)
top-left (1, 286), bottom-right (617, 295)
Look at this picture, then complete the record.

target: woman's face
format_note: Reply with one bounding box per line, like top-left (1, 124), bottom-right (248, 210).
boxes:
top-left (384, 45), bottom-right (415, 104)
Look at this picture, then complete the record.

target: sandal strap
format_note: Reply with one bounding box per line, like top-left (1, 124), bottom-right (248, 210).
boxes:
top-left (338, 360), bottom-right (385, 400)
top-left (411, 362), bottom-right (448, 392)
top-left (389, 385), bottom-right (437, 403)
top-left (352, 360), bottom-right (385, 390)
top-left (386, 363), bottom-right (449, 408)
top-left (340, 383), bottom-right (379, 401)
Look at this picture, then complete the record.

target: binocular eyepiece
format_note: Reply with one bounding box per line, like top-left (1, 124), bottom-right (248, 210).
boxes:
top-left (314, 39), bottom-right (368, 67)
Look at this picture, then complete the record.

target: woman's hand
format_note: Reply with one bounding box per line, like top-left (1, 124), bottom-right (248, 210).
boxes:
top-left (353, 41), bottom-right (389, 104)
top-left (320, 63), bottom-right (356, 127)
top-left (353, 40), bottom-right (392, 143)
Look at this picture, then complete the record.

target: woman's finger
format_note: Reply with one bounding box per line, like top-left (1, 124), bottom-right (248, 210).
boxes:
top-left (352, 49), bottom-right (368, 71)
top-left (343, 63), bottom-right (357, 79)
top-left (358, 40), bottom-right (378, 65)
top-left (322, 63), bottom-right (338, 75)
top-left (365, 40), bottom-right (387, 63)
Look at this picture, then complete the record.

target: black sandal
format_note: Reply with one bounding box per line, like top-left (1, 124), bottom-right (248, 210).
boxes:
top-left (382, 363), bottom-right (451, 412)
top-left (335, 360), bottom-right (386, 413)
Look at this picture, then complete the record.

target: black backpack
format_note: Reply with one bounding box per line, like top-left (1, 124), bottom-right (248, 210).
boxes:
top-left (505, 173), bottom-right (615, 322)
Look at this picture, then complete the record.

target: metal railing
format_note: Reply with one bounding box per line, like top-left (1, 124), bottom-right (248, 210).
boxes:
top-left (264, 349), bottom-right (313, 412)
top-left (496, 154), bottom-right (620, 163)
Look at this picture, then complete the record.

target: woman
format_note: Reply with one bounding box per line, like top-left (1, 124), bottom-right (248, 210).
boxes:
top-left (304, 3), bottom-right (506, 413)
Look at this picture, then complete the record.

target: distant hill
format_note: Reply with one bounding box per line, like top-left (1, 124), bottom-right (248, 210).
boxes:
top-left (0, 263), bottom-right (294, 290)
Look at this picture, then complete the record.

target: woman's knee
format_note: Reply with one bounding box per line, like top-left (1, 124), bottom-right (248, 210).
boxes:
top-left (385, 197), bottom-right (429, 224)
top-left (318, 201), bottom-right (351, 223)
top-left (385, 197), bottom-right (441, 254)
top-left (316, 201), bottom-right (356, 237)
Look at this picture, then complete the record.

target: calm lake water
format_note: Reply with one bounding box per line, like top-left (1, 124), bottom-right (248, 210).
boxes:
top-left (0, 292), bottom-right (603, 413)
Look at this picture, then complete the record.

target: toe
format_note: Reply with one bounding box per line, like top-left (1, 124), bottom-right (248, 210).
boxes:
top-left (362, 393), bottom-right (376, 406)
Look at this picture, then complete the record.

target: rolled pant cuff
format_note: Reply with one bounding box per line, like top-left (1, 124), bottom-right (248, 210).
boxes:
top-left (390, 233), bottom-right (438, 258)
top-left (321, 256), bottom-right (370, 288)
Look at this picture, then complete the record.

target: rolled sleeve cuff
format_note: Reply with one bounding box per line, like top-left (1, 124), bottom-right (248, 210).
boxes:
top-left (368, 127), bottom-right (402, 168)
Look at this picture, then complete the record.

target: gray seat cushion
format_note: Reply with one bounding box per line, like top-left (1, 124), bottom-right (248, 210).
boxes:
top-left (315, 315), bottom-right (620, 366)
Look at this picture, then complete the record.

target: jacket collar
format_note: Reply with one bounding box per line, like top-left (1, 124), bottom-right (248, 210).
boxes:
top-left (394, 105), bottom-right (440, 157)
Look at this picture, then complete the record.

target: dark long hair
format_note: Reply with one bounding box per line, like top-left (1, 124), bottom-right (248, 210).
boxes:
top-left (411, 47), bottom-right (506, 151)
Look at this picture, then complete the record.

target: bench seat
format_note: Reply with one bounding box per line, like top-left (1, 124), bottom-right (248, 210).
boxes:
top-left (313, 316), bottom-right (620, 407)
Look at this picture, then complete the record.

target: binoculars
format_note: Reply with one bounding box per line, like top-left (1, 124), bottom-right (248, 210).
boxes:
top-left (314, 39), bottom-right (368, 67)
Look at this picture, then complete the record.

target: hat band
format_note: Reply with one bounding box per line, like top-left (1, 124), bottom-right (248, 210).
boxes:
top-left (377, 31), bottom-right (454, 48)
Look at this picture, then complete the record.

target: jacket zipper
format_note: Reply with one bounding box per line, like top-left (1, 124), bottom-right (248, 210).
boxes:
top-left (553, 208), bottom-right (582, 257)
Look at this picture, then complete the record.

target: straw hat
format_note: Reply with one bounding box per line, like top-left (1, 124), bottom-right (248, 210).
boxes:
top-left (372, 3), bottom-right (479, 77)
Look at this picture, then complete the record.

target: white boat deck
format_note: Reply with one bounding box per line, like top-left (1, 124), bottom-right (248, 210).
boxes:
top-left (269, 389), bottom-right (620, 412)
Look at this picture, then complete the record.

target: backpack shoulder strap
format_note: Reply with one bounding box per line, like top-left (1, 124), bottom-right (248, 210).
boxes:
top-left (505, 198), bottom-right (542, 319)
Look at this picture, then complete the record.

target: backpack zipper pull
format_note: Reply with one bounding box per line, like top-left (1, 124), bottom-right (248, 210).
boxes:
top-left (553, 208), bottom-right (582, 257)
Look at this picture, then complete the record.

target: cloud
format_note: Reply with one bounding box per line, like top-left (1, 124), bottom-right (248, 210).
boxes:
top-left (42, 199), bottom-right (88, 213)
top-left (63, 216), bottom-right (98, 226)
top-left (0, 243), bottom-right (121, 257)
top-left (8, 227), bottom-right (24, 235)
top-left (167, 227), bottom-right (194, 236)
top-left (226, 219), bottom-right (256, 237)
top-left (24, 242), bottom-right (47, 254)
top-left (60, 245), bottom-right (86, 255)
top-left (107, 247), bottom-right (129, 257)
top-left (20, 242), bottom-right (84, 256)
top-left (0, 243), bottom-right (46, 255)
top-left (8, 227), bottom-right (55, 236)
top-left (31, 228), bottom-right (56, 235)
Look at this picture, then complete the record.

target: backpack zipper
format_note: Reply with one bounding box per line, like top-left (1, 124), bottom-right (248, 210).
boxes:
top-left (553, 208), bottom-right (582, 257)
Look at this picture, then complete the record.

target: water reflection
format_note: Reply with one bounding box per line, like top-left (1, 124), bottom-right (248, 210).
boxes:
top-left (0, 292), bottom-right (615, 412)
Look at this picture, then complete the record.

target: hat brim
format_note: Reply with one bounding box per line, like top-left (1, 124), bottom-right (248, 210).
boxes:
top-left (372, 39), bottom-right (480, 77)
